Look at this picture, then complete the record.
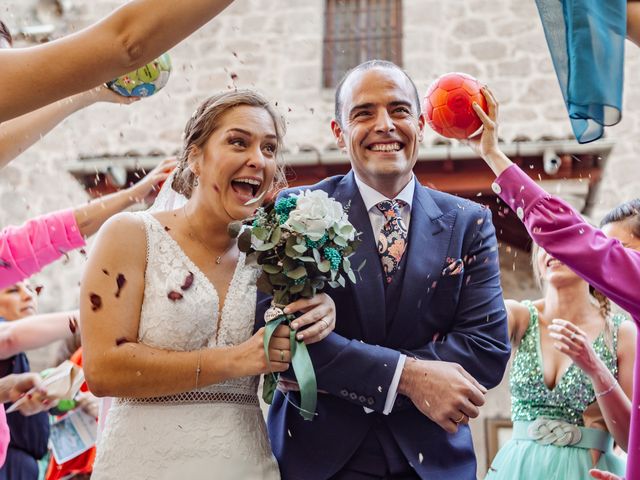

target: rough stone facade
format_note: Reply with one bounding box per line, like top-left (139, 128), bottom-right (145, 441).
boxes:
top-left (1, 0), bottom-right (638, 476)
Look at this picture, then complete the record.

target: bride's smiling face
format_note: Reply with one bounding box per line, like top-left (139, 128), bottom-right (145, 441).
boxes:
top-left (188, 105), bottom-right (278, 220)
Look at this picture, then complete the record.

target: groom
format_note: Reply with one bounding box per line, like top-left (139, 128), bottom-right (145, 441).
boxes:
top-left (258, 60), bottom-right (510, 479)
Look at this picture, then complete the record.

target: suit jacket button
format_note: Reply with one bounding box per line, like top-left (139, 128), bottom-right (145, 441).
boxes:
top-left (358, 395), bottom-right (366, 403)
top-left (349, 392), bottom-right (357, 400)
top-left (340, 389), bottom-right (348, 397)
top-left (367, 398), bottom-right (375, 406)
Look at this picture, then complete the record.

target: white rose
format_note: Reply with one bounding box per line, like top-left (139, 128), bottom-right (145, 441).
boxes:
top-left (283, 190), bottom-right (346, 241)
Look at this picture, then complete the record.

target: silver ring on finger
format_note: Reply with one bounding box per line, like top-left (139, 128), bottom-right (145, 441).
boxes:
top-left (280, 350), bottom-right (285, 362)
top-left (321, 319), bottom-right (329, 330)
top-left (570, 332), bottom-right (577, 340)
top-left (453, 412), bottom-right (465, 424)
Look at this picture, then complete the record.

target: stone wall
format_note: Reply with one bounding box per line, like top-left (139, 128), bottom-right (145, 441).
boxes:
top-left (1, 0), bottom-right (637, 476)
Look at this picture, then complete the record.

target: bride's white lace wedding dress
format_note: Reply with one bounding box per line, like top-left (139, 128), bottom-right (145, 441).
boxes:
top-left (92, 212), bottom-right (280, 479)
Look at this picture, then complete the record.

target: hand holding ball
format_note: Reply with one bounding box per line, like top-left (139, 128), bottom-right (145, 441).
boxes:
top-left (106, 53), bottom-right (172, 98)
top-left (423, 72), bottom-right (488, 139)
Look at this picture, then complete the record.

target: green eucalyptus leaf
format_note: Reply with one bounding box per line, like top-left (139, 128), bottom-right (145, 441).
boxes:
top-left (283, 258), bottom-right (297, 272)
top-left (254, 227), bottom-right (269, 241)
top-left (286, 219), bottom-right (305, 232)
top-left (273, 289), bottom-right (289, 306)
top-left (269, 273), bottom-right (289, 286)
top-left (285, 266), bottom-right (307, 280)
top-left (238, 229), bottom-right (253, 252)
top-left (286, 236), bottom-right (298, 249)
top-left (256, 273), bottom-right (273, 294)
top-left (312, 248), bottom-right (321, 264)
top-left (301, 283), bottom-right (313, 297)
top-left (255, 241), bottom-right (275, 252)
top-left (262, 264), bottom-right (282, 274)
top-left (270, 227), bottom-right (282, 245)
top-left (290, 283), bottom-right (305, 294)
top-left (333, 235), bottom-right (347, 247)
top-left (328, 281), bottom-right (340, 288)
top-left (285, 246), bottom-right (300, 258)
top-left (318, 260), bottom-right (331, 273)
top-left (342, 257), bottom-right (351, 271)
top-left (338, 224), bottom-right (355, 237)
top-left (337, 275), bottom-right (346, 288)
top-left (347, 269), bottom-right (357, 284)
top-left (298, 256), bottom-right (315, 262)
top-left (292, 243), bottom-right (308, 254)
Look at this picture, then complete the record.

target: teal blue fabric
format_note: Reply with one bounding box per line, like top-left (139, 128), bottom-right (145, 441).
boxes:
top-left (486, 433), bottom-right (625, 479)
top-left (536, 0), bottom-right (626, 143)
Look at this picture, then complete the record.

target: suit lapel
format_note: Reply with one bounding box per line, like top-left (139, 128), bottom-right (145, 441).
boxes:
top-left (331, 172), bottom-right (387, 345)
top-left (386, 184), bottom-right (457, 344)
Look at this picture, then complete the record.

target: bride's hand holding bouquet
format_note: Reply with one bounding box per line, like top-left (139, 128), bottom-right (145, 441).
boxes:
top-left (236, 189), bottom-right (361, 420)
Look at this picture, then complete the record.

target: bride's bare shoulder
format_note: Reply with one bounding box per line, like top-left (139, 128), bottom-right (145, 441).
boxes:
top-left (88, 212), bottom-right (147, 260)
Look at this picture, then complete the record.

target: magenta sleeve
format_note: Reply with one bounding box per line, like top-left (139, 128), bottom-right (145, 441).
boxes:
top-left (493, 164), bottom-right (640, 319)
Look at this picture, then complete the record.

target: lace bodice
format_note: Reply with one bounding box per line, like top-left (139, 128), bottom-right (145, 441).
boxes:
top-left (92, 212), bottom-right (280, 479)
top-left (136, 211), bottom-right (261, 395)
top-left (510, 301), bottom-right (625, 425)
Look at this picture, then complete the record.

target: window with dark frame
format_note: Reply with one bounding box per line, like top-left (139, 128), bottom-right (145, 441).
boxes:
top-left (323, 0), bottom-right (403, 89)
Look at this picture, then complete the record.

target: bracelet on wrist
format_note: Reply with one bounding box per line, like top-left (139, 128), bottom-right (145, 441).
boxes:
top-left (595, 382), bottom-right (616, 398)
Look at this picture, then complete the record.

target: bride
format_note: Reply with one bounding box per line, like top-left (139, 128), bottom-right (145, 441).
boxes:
top-left (80, 90), bottom-right (336, 479)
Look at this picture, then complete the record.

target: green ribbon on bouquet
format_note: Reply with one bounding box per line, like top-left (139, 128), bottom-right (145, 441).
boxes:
top-left (263, 314), bottom-right (318, 421)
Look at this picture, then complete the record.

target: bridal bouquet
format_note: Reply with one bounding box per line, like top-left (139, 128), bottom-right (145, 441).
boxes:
top-left (236, 189), bottom-right (361, 420)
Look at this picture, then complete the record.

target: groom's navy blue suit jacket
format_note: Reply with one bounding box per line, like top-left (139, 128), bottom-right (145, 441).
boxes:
top-left (256, 172), bottom-right (510, 479)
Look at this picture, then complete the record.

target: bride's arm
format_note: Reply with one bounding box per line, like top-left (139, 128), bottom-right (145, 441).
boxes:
top-left (81, 213), bottom-right (290, 398)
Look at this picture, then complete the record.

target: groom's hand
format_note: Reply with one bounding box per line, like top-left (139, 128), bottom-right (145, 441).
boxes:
top-left (398, 358), bottom-right (487, 433)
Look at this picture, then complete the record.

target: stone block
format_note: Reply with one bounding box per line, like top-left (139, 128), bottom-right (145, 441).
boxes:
top-left (469, 40), bottom-right (508, 61)
top-left (497, 57), bottom-right (532, 77)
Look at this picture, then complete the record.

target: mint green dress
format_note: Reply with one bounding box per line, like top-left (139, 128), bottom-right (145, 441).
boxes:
top-left (486, 302), bottom-right (627, 479)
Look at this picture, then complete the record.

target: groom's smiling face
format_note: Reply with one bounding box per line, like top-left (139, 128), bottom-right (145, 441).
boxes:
top-left (332, 67), bottom-right (425, 193)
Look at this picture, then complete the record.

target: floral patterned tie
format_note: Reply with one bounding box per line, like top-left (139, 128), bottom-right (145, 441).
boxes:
top-left (376, 199), bottom-right (408, 284)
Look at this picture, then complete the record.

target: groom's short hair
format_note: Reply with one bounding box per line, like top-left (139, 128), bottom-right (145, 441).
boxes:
top-left (334, 60), bottom-right (421, 126)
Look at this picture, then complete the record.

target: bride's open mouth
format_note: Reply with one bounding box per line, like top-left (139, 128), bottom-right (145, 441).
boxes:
top-left (230, 176), bottom-right (263, 205)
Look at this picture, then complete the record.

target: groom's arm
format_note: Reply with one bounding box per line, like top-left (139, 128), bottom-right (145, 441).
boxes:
top-left (393, 208), bottom-right (510, 413)
top-left (258, 208), bottom-right (510, 414)
top-left (400, 207), bottom-right (509, 387)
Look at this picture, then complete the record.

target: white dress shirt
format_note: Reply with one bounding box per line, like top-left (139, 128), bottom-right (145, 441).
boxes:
top-left (353, 173), bottom-right (413, 415)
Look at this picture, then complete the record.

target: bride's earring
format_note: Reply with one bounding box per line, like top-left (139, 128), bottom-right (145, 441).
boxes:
top-left (194, 176), bottom-right (200, 187)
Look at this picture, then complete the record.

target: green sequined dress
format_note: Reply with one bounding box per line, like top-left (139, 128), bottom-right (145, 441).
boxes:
top-left (486, 301), bottom-right (627, 479)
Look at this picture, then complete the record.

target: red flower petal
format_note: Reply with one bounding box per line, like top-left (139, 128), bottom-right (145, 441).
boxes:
top-left (68, 316), bottom-right (78, 334)
top-left (115, 273), bottom-right (127, 298)
top-left (168, 291), bottom-right (183, 302)
top-left (180, 272), bottom-right (194, 291)
top-left (89, 293), bottom-right (102, 311)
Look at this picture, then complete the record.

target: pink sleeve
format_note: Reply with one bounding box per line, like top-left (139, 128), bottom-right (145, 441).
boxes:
top-left (0, 209), bottom-right (86, 289)
top-left (494, 164), bottom-right (640, 319)
top-left (0, 406), bottom-right (8, 466)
